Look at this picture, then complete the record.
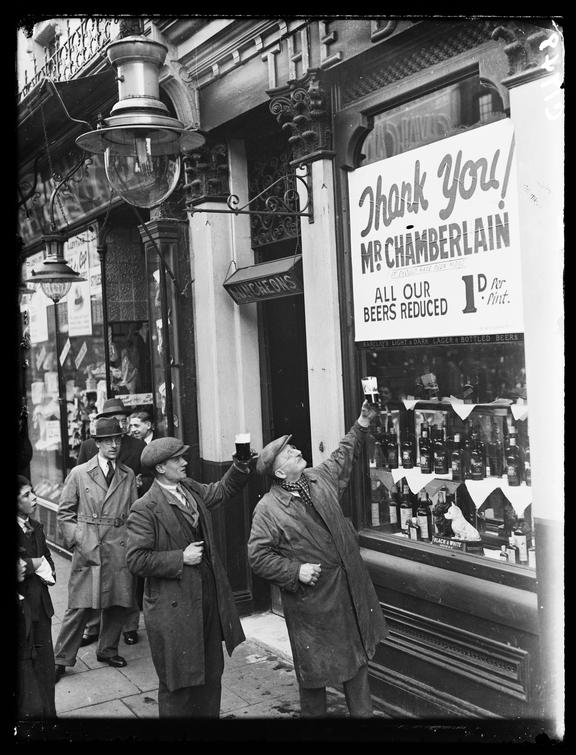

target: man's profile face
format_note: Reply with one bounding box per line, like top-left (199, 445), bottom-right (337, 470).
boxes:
top-left (273, 444), bottom-right (307, 480)
top-left (158, 454), bottom-right (187, 483)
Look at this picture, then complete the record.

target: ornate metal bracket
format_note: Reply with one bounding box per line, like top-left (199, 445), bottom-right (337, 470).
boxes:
top-left (186, 166), bottom-right (314, 222)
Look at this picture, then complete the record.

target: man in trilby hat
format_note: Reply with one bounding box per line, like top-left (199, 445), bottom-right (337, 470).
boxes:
top-left (247, 400), bottom-right (388, 718)
top-left (53, 417), bottom-right (139, 682)
top-left (126, 436), bottom-right (257, 718)
top-left (75, 396), bottom-right (146, 647)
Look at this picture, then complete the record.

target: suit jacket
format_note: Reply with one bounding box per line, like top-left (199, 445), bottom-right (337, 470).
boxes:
top-left (58, 456), bottom-right (138, 609)
top-left (76, 434), bottom-right (146, 475)
top-left (126, 465), bottom-right (250, 690)
top-left (17, 518), bottom-right (55, 622)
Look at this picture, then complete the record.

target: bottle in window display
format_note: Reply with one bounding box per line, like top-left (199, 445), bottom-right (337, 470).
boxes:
top-left (416, 490), bottom-right (432, 541)
top-left (432, 423), bottom-right (449, 475)
top-left (469, 428), bottom-right (486, 480)
top-left (388, 483), bottom-right (400, 528)
top-left (505, 433), bottom-right (523, 486)
top-left (523, 446), bottom-right (531, 486)
top-left (418, 420), bottom-right (432, 473)
top-left (450, 433), bottom-right (464, 482)
top-left (399, 480), bottom-right (413, 532)
top-left (408, 517), bottom-right (421, 541)
top-left (488, 421), bottom-right (504, 478)
top-left (385, 412), bottom-right (399, 469)
top-left (370, 478), bottom-right (385, 527)
top-left (401, 430), bottom-right (415, 469)
top-left (511, 528), bottom-right (528, 563)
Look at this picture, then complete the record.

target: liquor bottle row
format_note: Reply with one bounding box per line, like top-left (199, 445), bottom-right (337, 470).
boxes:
top-left (368, 407), bottom-right (531, 487)
top-left (369, 478), bottom-right (535, 566)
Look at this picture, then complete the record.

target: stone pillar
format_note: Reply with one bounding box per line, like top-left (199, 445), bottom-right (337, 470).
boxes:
top-left (494, 21), bottom-right (564, 738)
top-left (268, 69), bottom-right (345, 464)
top-left (185, 140), bottom-right (263, 464)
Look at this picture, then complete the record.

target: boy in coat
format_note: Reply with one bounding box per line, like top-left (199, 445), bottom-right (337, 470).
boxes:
top-left (16, 477), bottom-right (56, 718)
top-left (126, 437), bottom-right (256, 718)
top-left (248, 400), bottom-right (388, 718)
top-left (53, 417), bottom-right (138, 681)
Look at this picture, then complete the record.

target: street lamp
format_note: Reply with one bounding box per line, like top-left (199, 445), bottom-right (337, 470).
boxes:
top-left (24, 231), bottom-right (85, 476)
top-left (76, 32), bottom-right (205, 208)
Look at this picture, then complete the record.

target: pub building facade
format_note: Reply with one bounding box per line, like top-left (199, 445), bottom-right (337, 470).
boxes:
top-left (17, 17), bottom-right (563, 728)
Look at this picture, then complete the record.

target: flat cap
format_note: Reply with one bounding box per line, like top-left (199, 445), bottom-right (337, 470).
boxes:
top-left (255, 434), bottom-right (292, 477)
top-left (141, 437), bottom-right (190, 470)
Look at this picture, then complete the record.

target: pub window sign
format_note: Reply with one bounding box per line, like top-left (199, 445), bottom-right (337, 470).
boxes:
top-left (223, 255), bottom-right (303, 305)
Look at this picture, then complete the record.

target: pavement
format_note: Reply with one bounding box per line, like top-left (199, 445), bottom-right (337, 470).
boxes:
top-left (14, 549), bottom-right (391, 739)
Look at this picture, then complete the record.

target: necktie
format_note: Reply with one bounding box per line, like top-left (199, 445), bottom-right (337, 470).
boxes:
top-left (22, 519), bottom-right (33, 535)
top-left (105, 461), bottom-right (115, 486)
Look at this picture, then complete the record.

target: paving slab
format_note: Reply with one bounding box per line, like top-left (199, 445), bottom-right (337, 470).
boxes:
top-left (117, 691), bottom-right (159, 719)
top-left (59, 699), bottom-right (138, 718)
top-left (55, 666), bottom-right (141, 714)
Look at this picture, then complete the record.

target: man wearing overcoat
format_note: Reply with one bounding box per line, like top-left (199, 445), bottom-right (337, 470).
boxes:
top-left (126, 437), bottom-right (256, 718)
top-left (248, 400), bottom-right (388, 717)
top-left (53, 417), bottom-right (138, 680)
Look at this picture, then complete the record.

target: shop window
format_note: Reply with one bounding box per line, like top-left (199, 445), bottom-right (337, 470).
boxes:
top-left (21, 228), bottom-right (104, 502)
top-left (359, 75), bottom-right (505, 166)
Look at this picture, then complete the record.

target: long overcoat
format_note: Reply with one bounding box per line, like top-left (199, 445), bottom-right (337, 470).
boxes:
top-left (248, 423), bottom-right (388, 688)
top-left (125, 466), bottom-right (249, 691)
top-left (58, 456), bottom-right (138, 609)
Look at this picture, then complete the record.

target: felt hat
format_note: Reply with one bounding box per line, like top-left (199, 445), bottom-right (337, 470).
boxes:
top-left (92, 417), bottom-right (125, 438)
top-left (141, 437), bottom-right (190, 470)
top-left (96, 397), bottom-right (130, 418)
top-left (255, 434), bottom-right (292, 477)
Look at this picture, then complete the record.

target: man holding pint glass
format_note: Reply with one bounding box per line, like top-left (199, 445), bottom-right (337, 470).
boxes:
top-left (126, 435), bottom-right (257, 718)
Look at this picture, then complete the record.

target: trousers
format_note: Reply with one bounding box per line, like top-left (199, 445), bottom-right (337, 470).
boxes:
top-left (54, 605), bottom-right (133, 666)
top-left (299, 664), bottom-right (373, 718)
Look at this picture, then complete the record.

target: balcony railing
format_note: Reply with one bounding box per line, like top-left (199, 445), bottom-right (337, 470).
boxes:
top-left (19, 17), bottom-right (117, 103)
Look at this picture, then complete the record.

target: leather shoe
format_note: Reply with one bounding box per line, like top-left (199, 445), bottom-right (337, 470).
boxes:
top-left (55, 665), bottom-right (66, 683)
top-left (96, 654), bottom-right (127, 668)
top-left (80, 634), bottom-right (98, 647)
top-left (123, 630), bottom-right (139, 645)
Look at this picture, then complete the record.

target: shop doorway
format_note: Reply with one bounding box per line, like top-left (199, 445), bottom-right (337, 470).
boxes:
top-left (258, 243), bottom-right (311, 615)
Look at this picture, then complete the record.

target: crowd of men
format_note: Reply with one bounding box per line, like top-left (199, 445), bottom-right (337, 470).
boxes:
top-left (16, 396), bottom-right (387, 721)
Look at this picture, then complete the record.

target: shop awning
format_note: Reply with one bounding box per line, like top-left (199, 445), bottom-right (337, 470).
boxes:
top-left (223, 255), bottom-right (304, 305)
top-left (17, 68), bottom-right (117, 160)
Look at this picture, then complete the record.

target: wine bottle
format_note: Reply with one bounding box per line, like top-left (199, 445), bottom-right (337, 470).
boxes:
top-left (388, 483), bottom-right (400, 527)
top-left (385, 413), bottom-right (399, 469)
top-left (469, 429), bottom-right (485, 480)
top-left (523, 447), bottom-right (531, 486)
top-left (488, 421), bottom-right (504, 478)
top-left (418, 421), bottom-right (433, 474)
top-left (401, 431), bottom-right (415, 469)
top-left (505, 434), bottom-right (522, 486)
top-left (408, 517), bottom-right (421, 541)
top-left (450, 433), bottom-right (464, 482)
top-left (416, 490), bottom-right (432, 541)
top-left (399, 480), bottom-right (413, 532)
top-left (432, 423), bottom-right (449, 475)
top-left (370, 479), bottom-right (384, 527)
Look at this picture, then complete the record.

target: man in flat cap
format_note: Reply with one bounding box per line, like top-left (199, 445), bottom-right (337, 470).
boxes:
top-left (248, 400), bottom-right (388, 718)
top-left (75, 396), bottom-right (146, 648)
top-left (126, 436), bottom-right (257, 718)
top-left (53, 417), bottom-right (139, 682)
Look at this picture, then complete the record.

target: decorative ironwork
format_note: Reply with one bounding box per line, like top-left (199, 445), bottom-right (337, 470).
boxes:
top-left (183, 143), bottom-right (230, 203)
top-left (268, 68), bottom-right (333, 166)
top-left (341, 20), bottom-right (497, 105)
top-left (19, 17), bottom-right (114, 102)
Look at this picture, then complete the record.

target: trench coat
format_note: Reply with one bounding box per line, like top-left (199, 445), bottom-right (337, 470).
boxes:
top-left (58, 456), bottom-right (138, 609)
top-left (247, 423), bottom-right (388, 688)
top-left (125, 465), bottom-right (249, 691)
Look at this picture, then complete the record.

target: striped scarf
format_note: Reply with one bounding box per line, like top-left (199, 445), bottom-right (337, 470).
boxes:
top-left (280, 475), bottom-right (313, 506)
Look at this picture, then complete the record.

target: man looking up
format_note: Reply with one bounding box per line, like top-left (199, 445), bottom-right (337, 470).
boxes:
top-left (248, 400), bottom-right (388, 718)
